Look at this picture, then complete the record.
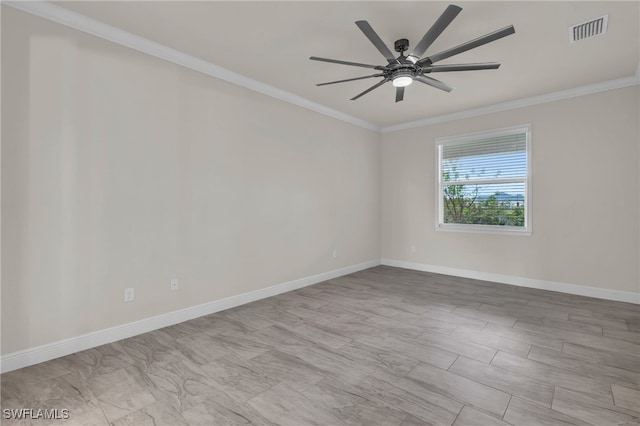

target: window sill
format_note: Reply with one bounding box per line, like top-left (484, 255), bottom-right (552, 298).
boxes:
top-left (436, 224), bottom-right (531, 236)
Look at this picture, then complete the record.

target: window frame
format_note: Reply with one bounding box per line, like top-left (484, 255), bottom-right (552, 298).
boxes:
top-left (435, 124), bottom-right (532, 236)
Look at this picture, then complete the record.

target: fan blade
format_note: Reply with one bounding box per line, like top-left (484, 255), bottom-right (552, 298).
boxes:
top-left (317, 73), bottom-right (385, 86)
top-left (408, 4), bottom-right (462, 62)
top-left (421, 25), bottom-right (515, 65)
top-left (423, 62), bottom-right (501, 72)
top-left (351, 79), bottom-right (389, 100)
top-left (415, 75), bottom-right (453, 92)
top-left (395, 86), bottom-right (405, 103)
top-left (355, 21), bottom-right (399, 64)
top-left (310, 56), bottom-right (383, 70)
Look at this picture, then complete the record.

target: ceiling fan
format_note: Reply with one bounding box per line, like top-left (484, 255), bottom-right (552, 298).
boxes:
top-left (310, 4), bottom-right (515, 102)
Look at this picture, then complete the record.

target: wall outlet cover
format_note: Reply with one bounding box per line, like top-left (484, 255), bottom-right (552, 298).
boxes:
top-left (124, 288), bottom-right (135, 302)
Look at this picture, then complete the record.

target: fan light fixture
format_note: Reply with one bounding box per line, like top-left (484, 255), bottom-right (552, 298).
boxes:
top-left (392, 76), bottom-right (413, 87)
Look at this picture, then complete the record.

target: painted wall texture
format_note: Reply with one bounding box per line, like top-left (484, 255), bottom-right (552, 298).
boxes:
top-left (381, 86), bottom-right (639, 294)
top-left (1, 7), bottom-right (381, 354)
top-left (2, 5), bottom-right (639, 358)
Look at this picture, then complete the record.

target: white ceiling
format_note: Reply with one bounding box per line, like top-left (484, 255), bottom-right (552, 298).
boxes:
top-left (54, 1), bottom-right (639, 128)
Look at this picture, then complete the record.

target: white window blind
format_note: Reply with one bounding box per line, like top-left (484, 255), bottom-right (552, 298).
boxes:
top-left (436, 125), bottom-right (531, 234)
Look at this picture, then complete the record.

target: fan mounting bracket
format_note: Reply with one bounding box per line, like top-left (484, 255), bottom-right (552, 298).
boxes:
top-left (394, 38), bottom-right (410, 53)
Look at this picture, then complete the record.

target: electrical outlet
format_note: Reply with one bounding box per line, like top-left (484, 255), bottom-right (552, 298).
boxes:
top-left (410, 245), bottom-right (416, 253)
top-left (124, 287), bottom-right (135, 302)
top-left (332, 250), bottom-right (337, 258)
top-left (170, 279), bottom-right (179, 291)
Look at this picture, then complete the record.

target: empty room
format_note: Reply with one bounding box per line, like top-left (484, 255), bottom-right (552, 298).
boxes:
top-left (1, 1), bottom-right (639, 425)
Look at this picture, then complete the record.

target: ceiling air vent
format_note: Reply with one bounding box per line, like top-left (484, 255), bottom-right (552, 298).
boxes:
top-left (569, 15), bottom-right (608, 43)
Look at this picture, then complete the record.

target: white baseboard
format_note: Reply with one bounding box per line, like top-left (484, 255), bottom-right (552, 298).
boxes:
top-left (0, 259), bottom-right (381, 373)
top-left (381, 258), bottom-right (640, 305)
top-left (4, 257), bottom-right (636, 373)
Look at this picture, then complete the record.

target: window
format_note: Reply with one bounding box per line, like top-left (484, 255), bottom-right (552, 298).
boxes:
top-left (436, 124), bottom-right (531, 235)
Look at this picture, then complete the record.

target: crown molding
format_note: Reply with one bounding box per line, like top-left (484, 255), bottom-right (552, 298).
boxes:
top-left (3, 2), bottom-right (638, 136)
top-left (381, 72), bottom-right (640, 133)
top-left (3, 1), bottom-right (381, 133)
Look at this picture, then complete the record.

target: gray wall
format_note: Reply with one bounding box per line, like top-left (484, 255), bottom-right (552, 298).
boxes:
top-left (2, 5), bottom-right (639, 358)
top-left (381, 86), bottom-right (639, 294)
top-left (1, 7), bottom-right (381, 355)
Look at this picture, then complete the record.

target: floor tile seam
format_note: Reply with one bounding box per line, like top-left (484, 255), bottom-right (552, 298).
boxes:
top-left (453, 399), bottom-right (513, 424)
top-left (501, 395), bottom-right (513, 421)
top-left (526, 301), bottom-right (597, 313)
top-left (560, 346), bottom-right (640, 376)
top-left (527, 347), bottom-right (640, 386)
top-left (513, 321), bottom-right (637, 343)
top-left (418, 386), bottom-right (489, 423)
top-left (96, 390), bottom-right (158, 425)
top-left (485, 328), bottom-right (565, 349)
top-left (248, 381), bottom-right (339, 423)
top-left (500, 395), bottom-right (520, 426)
top-left (601, 330), bottom-right (640, 343)
top-left (449, 403), bottom-right (465, 425)
top-left (493, 353), bottom-right (624, 401)
top-left (550, 384), bottom-right (559, 407)
top-left (91, 400), bottom-right (111, 426)
top-left (384, 336), bottom-right (465, 365)
top-left (562, 342), bottom-right (640, 367)
top-left (95, 399), bottom-right (120, 425)
top-left (489, 350), bottom-right (501, 366)
top-left (446, 355), bottom-right (461, 372)
top-left (525, 316), bottom-right (607, 332)
top-left (448, 356), bottom-right (555, 408)
top-left (554, 384), bottom-right (624, 409)
top-left (196, 357), bottom-right (282, 403)
top-left (410, 327), bottom-right (460, 342)
top-left (607, 385), bottom-right (640, 418)
top-left (610, 382), bottom-right (618, 408)
top-left (450, 309), bottom-right (519, 328)
top-left (565, 340), bottom-right (640, 359)
top-left (397, 330), bottom-right (498, 359)
top-left (490, 351), bottom-right (567, 385)
top-left (410, 359), bottom-right (516, 408)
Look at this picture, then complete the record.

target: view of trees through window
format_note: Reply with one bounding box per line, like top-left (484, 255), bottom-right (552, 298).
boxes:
top-left (438, 128), bottom-right (529, 231)
top-left (442, 164), bottom-right (525, 226)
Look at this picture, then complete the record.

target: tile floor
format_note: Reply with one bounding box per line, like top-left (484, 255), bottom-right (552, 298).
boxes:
top-left (1, 266), bottom-right (639, 425)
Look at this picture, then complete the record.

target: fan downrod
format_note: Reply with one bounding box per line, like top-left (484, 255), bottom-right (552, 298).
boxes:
top-left (394, 39), bottom-right (409, 53)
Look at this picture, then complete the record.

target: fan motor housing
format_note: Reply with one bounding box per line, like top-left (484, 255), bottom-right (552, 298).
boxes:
top-left (392, 68), bottom-right (413, 78)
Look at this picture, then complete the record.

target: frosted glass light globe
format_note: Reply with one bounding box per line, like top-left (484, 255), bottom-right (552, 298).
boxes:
top-left (392, 76), bottom-right (413, 87)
